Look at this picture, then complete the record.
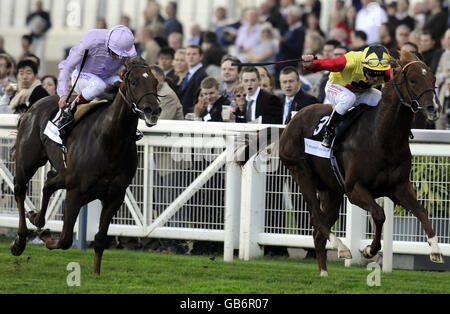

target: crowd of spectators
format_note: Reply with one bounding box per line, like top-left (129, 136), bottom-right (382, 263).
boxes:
top-left (1, 0), bottom-right (450, 128)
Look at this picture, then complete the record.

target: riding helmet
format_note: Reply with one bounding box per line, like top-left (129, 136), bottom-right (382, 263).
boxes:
top-left (106, 25), bottom-right (136, 58)
top-left (362, 45), bottom-right (391, 75)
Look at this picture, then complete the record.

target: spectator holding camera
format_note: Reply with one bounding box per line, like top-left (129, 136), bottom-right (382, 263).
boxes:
top-left (0, 59), bottom-right (48, 114)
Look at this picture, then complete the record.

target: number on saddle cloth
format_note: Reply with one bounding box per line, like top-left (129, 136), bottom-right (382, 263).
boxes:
top-left (310, 104), bottom-right (373, 145)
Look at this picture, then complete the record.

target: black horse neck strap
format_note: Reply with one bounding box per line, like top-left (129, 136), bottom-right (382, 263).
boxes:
top-left (392, 60), bottom-right (435, 113)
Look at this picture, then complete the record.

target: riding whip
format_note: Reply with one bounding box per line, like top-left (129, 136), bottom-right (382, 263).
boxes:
top-left (66, 49), bottom-right (89, 106)
top-left (233, 56), bottom-right (317, 67)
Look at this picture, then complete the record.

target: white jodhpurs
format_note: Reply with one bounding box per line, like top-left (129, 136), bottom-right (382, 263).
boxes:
top-left (325, 80), bottom-right (382, 115)
top-left (71, 70), bottom-right (121, 101)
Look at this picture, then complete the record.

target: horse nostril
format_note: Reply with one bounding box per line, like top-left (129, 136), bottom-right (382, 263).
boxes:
top-left (427, 105), bottom-right (436, 112)
top-left (144, 106), bottom-right (161, 115)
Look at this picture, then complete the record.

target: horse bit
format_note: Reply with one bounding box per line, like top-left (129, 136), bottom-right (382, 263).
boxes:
top-left (392, 60), bottom-right (436, 114)
top-left (118, 64), bottom-right (159, 118)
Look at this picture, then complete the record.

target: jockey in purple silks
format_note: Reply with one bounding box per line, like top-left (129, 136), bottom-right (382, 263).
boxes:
top-left (55, 24), bottom-right (136, 137)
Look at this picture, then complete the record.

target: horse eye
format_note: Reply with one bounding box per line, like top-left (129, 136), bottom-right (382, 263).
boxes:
top-left (409, 78), bottom-right (416, 84)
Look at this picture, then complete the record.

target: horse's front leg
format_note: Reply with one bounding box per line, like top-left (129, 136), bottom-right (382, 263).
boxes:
top-left (28, 170), bottom-right (66, 228)
top-left (39, 189), bottom-right (82, 250)
top-left (10, 181), bottom-right (29, 256)
top-left (94, 192), bottom-right (126, 275)
top-left (347, 182), bottom-right (385, 259)
top-left (391, 181), bottom-right (444, 263)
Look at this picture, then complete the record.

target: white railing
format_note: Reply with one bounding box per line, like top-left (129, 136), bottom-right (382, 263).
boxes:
top-left (0, 114), bottom-right (449, 269)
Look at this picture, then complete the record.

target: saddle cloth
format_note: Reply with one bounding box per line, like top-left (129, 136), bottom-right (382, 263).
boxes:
top-left (309, 104), bottom-right (372, 144)
top-left (44, 99), bottom-right (109, 145)
top-left (305, 104), bottom-right (373, 187)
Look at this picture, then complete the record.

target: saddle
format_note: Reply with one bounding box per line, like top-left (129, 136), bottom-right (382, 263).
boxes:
top-left (74, 99), bottom-right (109, 121)
top-left (309, 104), bottom-right (373, 188)
top-left (44, 97), bottom-right (111, 147)
top-left (312, 104), bottom-right (373, 148)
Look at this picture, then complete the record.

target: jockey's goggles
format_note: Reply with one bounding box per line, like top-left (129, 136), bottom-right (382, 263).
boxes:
top-left (362, 58), bottom-right (390, 69)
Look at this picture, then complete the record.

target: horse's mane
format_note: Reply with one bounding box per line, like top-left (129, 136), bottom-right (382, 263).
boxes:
top-left (104, 81), bottom-right (121, 95)
top-left (125, 56), bottom-right (148, 68)
top-left (105, 57), bottom-right (154, 100)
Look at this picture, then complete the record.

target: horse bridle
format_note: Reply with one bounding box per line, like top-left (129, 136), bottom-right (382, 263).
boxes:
top-left (118, 64), bottom-right (159, 118)
top-left (392, 60), bottom-right (436, 113)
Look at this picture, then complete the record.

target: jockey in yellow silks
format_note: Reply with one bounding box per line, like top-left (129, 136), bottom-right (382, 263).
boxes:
top-left (302, 44), bottom-right (393, 147)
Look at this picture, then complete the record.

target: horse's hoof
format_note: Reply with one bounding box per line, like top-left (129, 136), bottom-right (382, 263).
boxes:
top-left (362, 246), bottom-right (374, 259)
top-left (10, 237), bottom-right (26, 256)
top-left (320, 270), bottom-right (328, 277)
top-left (38, 228), bottom-right (52, 241)
top-left (430, 253), bottom-right (444, 264)
top-left (26, 210), bottom-right (37, 222)
top-left (338, 249), bottom-right (352, 259)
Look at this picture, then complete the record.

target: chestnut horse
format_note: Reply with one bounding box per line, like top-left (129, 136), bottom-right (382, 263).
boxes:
top-left (10, 57), bottom-right (161, 274)
top-left (279, 51), bottom-right (444, 276)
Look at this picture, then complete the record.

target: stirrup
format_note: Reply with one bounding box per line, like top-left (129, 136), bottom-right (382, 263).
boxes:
top-left (321, 129), bottom-right (334, 148)
top-left (55, 109), bottom-right (74, 130)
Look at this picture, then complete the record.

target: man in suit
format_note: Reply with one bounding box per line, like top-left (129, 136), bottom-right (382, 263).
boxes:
top-left (279, 66), bottom-right (318, 125)
top-left (157, 47), bottom-right (178, 85)
top-left (277, 5), bottom-right (305, 74)
top-left (179, 44), bottom-right (208, 115)
top-left (163, 1), bottom-right (183, 40)
top-left (240, 66), bottom-right (282, 124)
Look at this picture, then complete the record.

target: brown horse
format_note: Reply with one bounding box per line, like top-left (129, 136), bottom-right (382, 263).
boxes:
top-left (10, 57), bottom-right (161, 274)
top-left (279, 50), bottom-right (444, 276)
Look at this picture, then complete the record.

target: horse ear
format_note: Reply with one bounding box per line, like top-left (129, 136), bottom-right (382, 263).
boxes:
top-left (389, 58), bottom-right (401, 70)
top-left (119, 68), bottom-right (126, 80)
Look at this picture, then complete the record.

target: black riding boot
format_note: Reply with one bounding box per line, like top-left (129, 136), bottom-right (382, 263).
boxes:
top-left (55, 108), bottom-right (75, 141)
top-left (322, 110), bottom-right (344, 148)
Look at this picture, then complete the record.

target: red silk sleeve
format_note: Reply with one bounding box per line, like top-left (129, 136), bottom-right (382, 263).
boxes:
top-left (304, 54), bottom-right (347, 73)
top-left (384, 68), bottom-right (393, 83)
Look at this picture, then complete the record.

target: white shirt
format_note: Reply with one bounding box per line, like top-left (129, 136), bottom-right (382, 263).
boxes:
top-left (186, 63), bottom-right (203, 82)
top-left (355, 2), bottom-right (387, 44)
top-left (283, 96), bottom-right (295, 125)
top-left (246, 87), bottom-right (261, 122)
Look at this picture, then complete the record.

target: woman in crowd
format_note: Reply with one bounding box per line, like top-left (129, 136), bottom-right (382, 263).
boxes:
top-left (173, 48), bottom-right (188, 93)
top-left (41, 74), bottom-right (57, 96)
top-left (246, 23), bottom-right (278, 76)
top-left (229, 84), bottom-right (247, 123)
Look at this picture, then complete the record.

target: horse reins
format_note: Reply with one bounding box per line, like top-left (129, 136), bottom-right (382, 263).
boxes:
top-left (392, 60), bottom-right (436, 114)
top-left (118, 64), bottom-right (159, 117)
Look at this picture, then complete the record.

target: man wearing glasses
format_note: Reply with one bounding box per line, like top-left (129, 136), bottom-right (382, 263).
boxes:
top-left (302, 44), bottom-right (392, 147)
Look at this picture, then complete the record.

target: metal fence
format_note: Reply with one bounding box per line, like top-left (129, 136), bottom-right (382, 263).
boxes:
top-left (0, 115), bottom-right (449, 269)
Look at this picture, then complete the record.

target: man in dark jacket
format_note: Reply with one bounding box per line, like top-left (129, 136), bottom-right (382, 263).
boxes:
top-left (179, 45), bottom-right (208, 115)
top-left (7, 59), bottom-right (48, 114)
top-left (276, 5), bottom-right (305, 74)
top-left (279, 66), bottom-right (318, 125)
top-left (419, 31), bottom-right (442, 74)
top-left (163, 1), bottom-right (183, 40)
top-left (241, 66), bottom-right (282, 124)
top-left (26, 0), bottom-right (51, 76)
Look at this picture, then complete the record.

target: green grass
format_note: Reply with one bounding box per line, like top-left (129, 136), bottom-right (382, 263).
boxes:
top-left (0, 237), bottom-right (449, 294)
